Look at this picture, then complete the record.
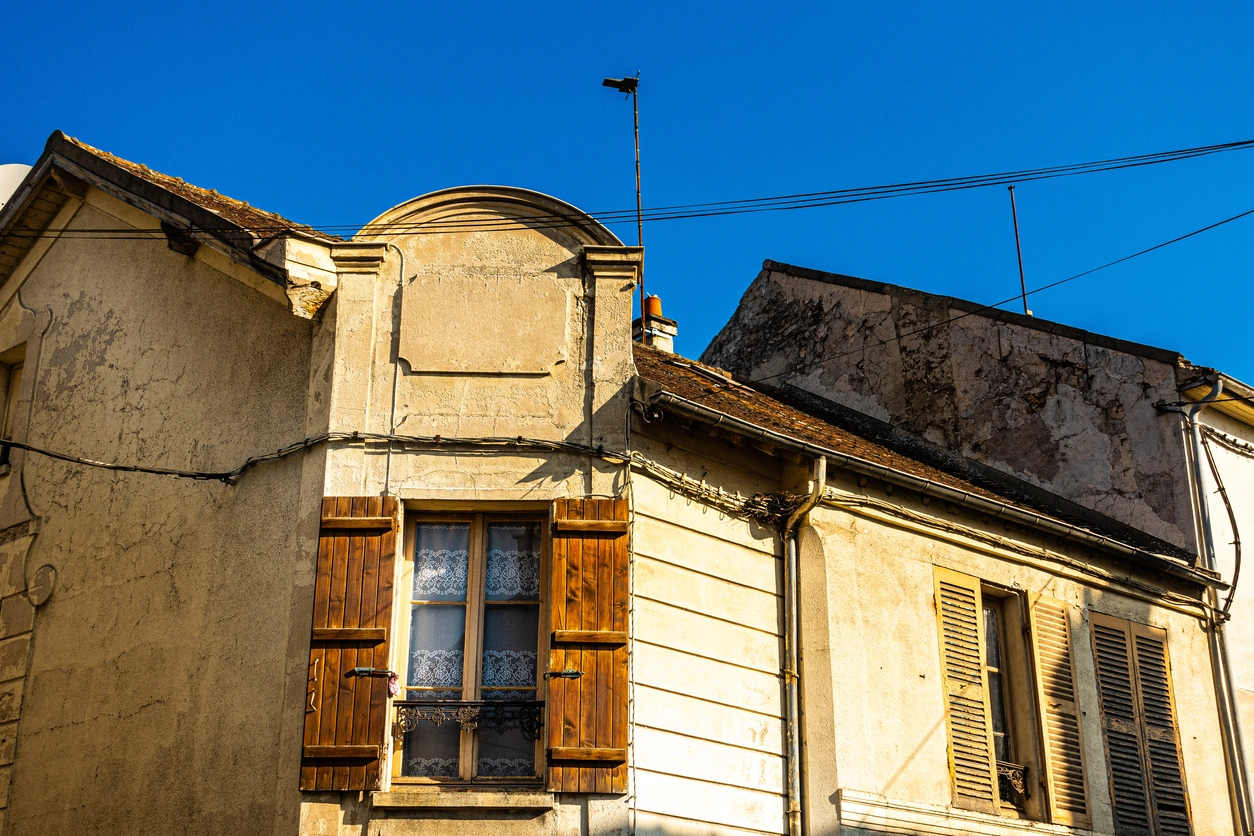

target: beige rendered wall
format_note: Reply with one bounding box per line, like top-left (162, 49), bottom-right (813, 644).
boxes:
top-left (1, 193), bottom-right (318, 835)
top-left (1197, 406), bottom-right (1254, 803)
top-left (296, 191), bottom-right (639, 836)
top-left (804, 477), bottom-right (1232, 836)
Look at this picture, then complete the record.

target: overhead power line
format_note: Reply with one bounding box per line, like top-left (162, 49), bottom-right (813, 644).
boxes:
top-left (690, 204), bottom-right (1254, 399)
top-left (6, 137), bottom-right (1254, 241)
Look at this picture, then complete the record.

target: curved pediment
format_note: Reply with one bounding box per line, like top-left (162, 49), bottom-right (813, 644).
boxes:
top-left (357, 187), bottom-right (623, 376)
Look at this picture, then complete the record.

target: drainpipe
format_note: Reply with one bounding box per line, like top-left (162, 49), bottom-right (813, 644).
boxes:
top-left (783, 457), bottom-right (826, 836)
top-left (1181, 379), bottom-right (1254, 836)
top-left (383, 243), bottom-right (405, 497)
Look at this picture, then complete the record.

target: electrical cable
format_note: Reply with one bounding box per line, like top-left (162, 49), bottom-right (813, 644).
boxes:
top-left (690, 204), bottom-right (1254, 401)
top-left (8, 137), bottom-right (1254, 241)
top-left (1201, 432), bottom-right (1243, 618)
top-left (0, 432), bottom-right (629, 485)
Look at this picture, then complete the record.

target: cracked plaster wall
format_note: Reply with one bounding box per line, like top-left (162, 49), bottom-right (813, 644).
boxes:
top-left (3, 202), bottom-right (316, 836)
top-left (703, 268), bottom-right (1196, 553)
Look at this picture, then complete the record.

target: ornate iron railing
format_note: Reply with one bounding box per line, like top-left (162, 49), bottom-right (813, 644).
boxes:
top-left (393, 700), bottom-right (544, 742)
top-left (997, 760), bottom-right (1028, 803)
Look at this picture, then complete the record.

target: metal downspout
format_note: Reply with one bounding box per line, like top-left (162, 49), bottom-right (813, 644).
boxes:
top-left (1184, 379), bottom-right (1254, 836)
top-left (784, 457), bottom-right (826, 836)
top-left (383, 243), bottom-right (405, 497)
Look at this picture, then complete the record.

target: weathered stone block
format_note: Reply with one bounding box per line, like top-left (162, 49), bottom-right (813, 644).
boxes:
top-left (0, 596), bottom-right (33, 639)
top-left (0, 680), bottom-right (22, 724)
top-left (0, 722), bottom-right (16, 766)
top-left (0, 636), bottom-right (29, 683)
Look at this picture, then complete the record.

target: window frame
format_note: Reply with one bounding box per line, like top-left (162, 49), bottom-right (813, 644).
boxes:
top-left (391, 511), bottom-right (550, 786)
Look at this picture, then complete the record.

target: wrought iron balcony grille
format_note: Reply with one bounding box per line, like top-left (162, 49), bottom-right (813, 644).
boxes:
top-left (996, 760), bottom-right (1028, 804)
top-left (393, 700), bottom-right (545, 742)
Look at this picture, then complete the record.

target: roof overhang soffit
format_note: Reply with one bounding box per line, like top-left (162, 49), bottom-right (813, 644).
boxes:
top-left (0, 139), bottom-right (333, 315)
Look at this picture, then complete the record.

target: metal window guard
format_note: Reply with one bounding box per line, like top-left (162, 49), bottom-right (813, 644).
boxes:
top-left (393, 700), bottom-right (545, 742)
top-left (996, 760), bottom-right (1028, 803)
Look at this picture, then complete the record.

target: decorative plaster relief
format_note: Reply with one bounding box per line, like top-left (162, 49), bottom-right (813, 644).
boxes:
top-left (398, 271), bottom-right (567, 375)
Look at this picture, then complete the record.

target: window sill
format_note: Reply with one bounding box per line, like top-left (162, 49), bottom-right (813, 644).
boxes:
top-left (372, 790), bottom-right (554, 810)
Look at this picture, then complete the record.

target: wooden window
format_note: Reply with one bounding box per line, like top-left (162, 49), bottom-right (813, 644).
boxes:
top-left (300, 497), bottom-right (399, 792)
top-left (393, 514), bottom-right (547, 783)
top-left (1030, 597), bottom-right (1091, 827)
top-left (546, 498), bottom-right (629, 794)
top-left (934, 567), bottom-right (1079, 822)
top-left (934, 567), bottom-right (1001, 815)
top-left (1090, 613), bottom-right (1192, 836)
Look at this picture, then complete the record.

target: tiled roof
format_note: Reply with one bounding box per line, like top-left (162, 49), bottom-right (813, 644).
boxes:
top-left (61, 135), bottom-right (340, 242)
top-left (633, 343), bottom-right (1013, 504)
top-left (633, 342), bottom-right (1196, 563)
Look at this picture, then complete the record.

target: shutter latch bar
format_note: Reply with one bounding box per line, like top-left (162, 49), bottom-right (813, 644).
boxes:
top-left (348, 667), bottom-right (396, 678)
top-left (544, 669), bottom-right (584, 679)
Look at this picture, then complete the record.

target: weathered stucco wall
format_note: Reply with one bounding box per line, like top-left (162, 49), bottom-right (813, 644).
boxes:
top-left (1197, 406), bottom-right (1254, 795)
top-left (3, 192), bottom-right (317, 835)
top-left (702, 265), bottom-right (1197, 554)
top-left (295, 191), bottom-right (641, 835)
top-left (805, 474), bottom-right (1231, 836)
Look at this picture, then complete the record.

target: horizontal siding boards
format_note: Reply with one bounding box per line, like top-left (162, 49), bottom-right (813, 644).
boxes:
top-left (633, 476), bottom-right (776, 555)
top-left (634, 726), bottom-right (785, 794)
top-left (635, 770), bottom-right (787, 834)
top-left (631, 483), bottom-right (787, 836)
top-left (635, 642), bottom-right (783, 718)
top-left (633, 513), bottom-right (780, 593)
top-left (300, 496), bottom-right (397, 792)
top-left (634, 811), bottom-right (784, 836)
top-left (634, 685), bottom-right (785, 755)
top-left (635, 596), bottom-right (780, 675)
top-left (1030, 597), bottom-right (1091, 827)
top-left (636, 557), bottom-right (779, 634)
top-left (546, 498), bottom-right (629, 794)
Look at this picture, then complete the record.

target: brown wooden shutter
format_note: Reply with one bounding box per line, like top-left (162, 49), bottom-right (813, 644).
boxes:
top-left (547, 498), bottom-right (629, 794)
top-left (1030, 597), bottom-right (1091, 827)
top-left (933, 566), bottom-right (999, 814)
top-left (1130, 622), bottom-right (1193, 836)
top-left (300, 497), bottom-right (398, 792)
top-left (1091, 613), bottom-right (1192, 836)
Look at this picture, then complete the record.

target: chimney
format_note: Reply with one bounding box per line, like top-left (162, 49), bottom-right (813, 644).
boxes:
top-left (632, 295), bottom-right (678, 353)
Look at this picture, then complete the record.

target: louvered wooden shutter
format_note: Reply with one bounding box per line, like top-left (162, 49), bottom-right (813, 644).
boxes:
top-left (1090, 614), bottom-right (1192, 836)
top-left (300, 497), bottom-right (398, 792)
top-left (1030, 597), bottom-right (1091, 827)
top-left (547, 498), bottom-right (629, 794)
top-left (933, 567), bottom-right (999, 814)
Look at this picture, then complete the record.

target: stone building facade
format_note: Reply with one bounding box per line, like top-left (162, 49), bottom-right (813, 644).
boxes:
top-left (0, 133), bottom-right (1238, 836)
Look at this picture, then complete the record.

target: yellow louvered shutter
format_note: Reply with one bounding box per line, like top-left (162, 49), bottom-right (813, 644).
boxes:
top-left (1030, 597), bottom-right (1091, 827)
top-left (933, 567), bottom-right (999, 814)
top-left (1091, 614), bottom-right (1193, 836)
top-left (1130, 622), bottom-right (1192, 836)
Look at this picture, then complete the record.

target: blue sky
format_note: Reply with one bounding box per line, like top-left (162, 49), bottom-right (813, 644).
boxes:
top-left (3, 3), bottom-right (1252, 379)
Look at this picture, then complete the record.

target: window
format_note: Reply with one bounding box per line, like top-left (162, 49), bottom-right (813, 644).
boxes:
top-left (933, 567), bottom-right (1089, 825)
top-left (394, 515), bottom-right (546, 782)
top-left (1090, 613), bottom-right (1192, 836)
top-left (298, 496), bottom-right (629, 795)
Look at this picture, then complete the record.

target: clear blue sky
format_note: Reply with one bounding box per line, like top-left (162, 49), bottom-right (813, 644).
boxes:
top-left (4, 3), bottom-right (1252, 380)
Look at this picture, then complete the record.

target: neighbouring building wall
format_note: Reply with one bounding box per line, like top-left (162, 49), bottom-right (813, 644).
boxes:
top-left (1197, 406), bottom-right (1254, 793)
top-left (2, 192), bottom-right (317, 836)
top-left (804, 473), bottom-right (1232, 836)
top-left (630, 428), bottom-right (787, 836)
top-left (702, 264), bottom-right (1198, 555)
